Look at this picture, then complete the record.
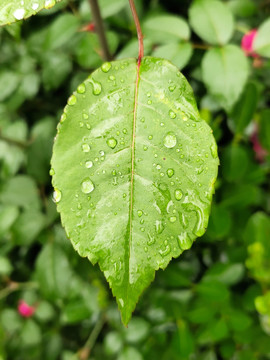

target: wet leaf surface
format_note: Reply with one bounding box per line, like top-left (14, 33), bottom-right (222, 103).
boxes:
top-left (51, 57), bottom-right (219, 324)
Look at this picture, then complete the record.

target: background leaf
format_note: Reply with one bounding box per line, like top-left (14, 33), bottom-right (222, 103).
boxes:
top-left (51, 57), bottom-right (219, 325)
top-left (253, 18), bottom-right (270, 58)
top-left (202, 45), bottom-right (249, 111)
top-left (189, 0), bottom-right (234, 45)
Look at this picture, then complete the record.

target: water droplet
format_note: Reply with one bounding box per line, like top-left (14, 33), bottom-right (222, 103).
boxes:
top-left (147, 100), bottom-right (152, 105)
top-left (32, 3), bottom-right (39, 10)
top-left (77, 83), bottom-right (86, 94)
top-left (53, 189), bottom-right (61, 203)
top-left (109, 75), bottom-right (115, 81)
top-left (178, 233), bottom-right (192, 250)
top-left (156, 164), bottom-right (161, 170)
top-left (169, 110), bottom-right (176, 119)
top-left (106, 137), bottom-right (117, 149)
top-left (82, 144), bottom-right (90, 153)
top-left (147, 92), bottom-right (151, 97)
top-left (79, 122), bottom-right (84, 127)
top-left (83, 113), bottom-right (89, 120)
top-left (45, 0), bottom-right (55, 9)
top-left (155, 220), bottom-right (164, 234)
top-left (159, 245), bottom-right (171, 257)
top-left (167, 168), bottom-right (174, 178)
top-left (147, 233), bottom-right (155, 245)
top-left (163, 132), bottom-right (177, 148)
top-left (160, 122), bottom-right (164, 127)
top-left (175, 189), bottom-right (183, 201)
top-left (101, 62), bottom-right (112, 72)
top-left (60, 113), bottom-right (66, 123)
top-left (88, 78), bottom-right (102, 95)
top-left (210, 143), bottom-right (218, 158)
top-left (13, 8), bottom-right (25, 19)
top-left (68, 94), bottom-right (77, 106)
top-left (148, 135), bottom-right (153, 140)
top-left (49, 168), bottom-right (55, 176)
top-left (169, 216), bottom-right (177, 223)
top-left (137, 210), bottom-right (143, 217)
top-left (81, 178), bottom-right (94, 194)
top-left (85, 160), bottom-right (93, 168)
top-left (140, 227), bottom-right (145, 232)
top-left (169, 85), bottom-right (176, 92)
top-left (143, 146), bottom-right (148, 151)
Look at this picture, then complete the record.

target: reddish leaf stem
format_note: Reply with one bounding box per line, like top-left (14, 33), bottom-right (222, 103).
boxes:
top-left (129, 0), bottom-right (144, 63)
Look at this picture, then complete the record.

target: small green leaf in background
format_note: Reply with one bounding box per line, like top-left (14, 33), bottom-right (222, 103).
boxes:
top-left (202, 45), bottom-right (249, 112)
top-left (142, 15), bottom-right (190, 44)
top-left (253, 18), bottom-right (270, 58)
top-left (0, 0), bottom-right (62, 26)
top-left (189, 0), bottom-right (234, 45)
top-left (222, 144), bottom-right (250, 182)
top-left (51, 57), bottom-right (219, 324)
top-left (152, 43), bottom-right (193, 70)
top-left (229, 82), bottom-right (258, 135)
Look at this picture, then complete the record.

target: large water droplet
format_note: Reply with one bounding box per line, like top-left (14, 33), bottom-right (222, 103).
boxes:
top-left (85, 160), bottom-right (93, 168)
top-left (163, 132), bottom-right (177, 148)
top-left (88, 78), bottom-right (102, 95)
top-left (107, 137), bottom-right (117, 149)
top-left (81, 178), bottom-right (94, 194)
top-left (13, 8), bottom-right (25, 20)
top-left (53, 189), bottom-right (61, 203)
top-left (210, 143), bottom-right (218, 158)
top-left (159, 245), bottom-right (171, 257)
top-left (101, 62), bottom-right (112, 73)
top-left (167, 168), bottom-right (174, 178)
top-left (77, 83), bottom-right (86, 94)
top-left (175, 189), bottom-right (183, 201)
top-left (169, 110), bottom-right (176, 119)
top-left (82, 144), bottom-right (90, 153)
top-left (137, 210), bottom-right (143, 217)
top-left (155, 220), bottom-right (164, 234)
top-left (68, 95), bottom-right (77, 106)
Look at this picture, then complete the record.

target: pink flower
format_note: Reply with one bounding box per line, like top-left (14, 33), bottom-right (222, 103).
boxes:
top-left (80, 23), bottom-right (95, 32)
top-left (241, 29), bottom-right (258, 58)
top-left (250, 127), bottom-right (268, 163)
top-left (18, 300), bottom-right (35, 318)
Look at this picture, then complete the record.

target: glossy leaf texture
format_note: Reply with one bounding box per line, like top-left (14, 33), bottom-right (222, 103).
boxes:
top-left (51, 57), bottom-right (219, 325)
top-left (0, 0), bottom-right (62, 26)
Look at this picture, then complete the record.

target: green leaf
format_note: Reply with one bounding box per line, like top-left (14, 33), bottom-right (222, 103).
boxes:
top-left (142, 15), bottom-right (190, 44)
top-left (0, 0), bottom-right (62, 26)
top-left (228, 0), bottom-right (257, 17)
top-left (259, 109), bottom-right (270, 152)
top-left (229, 82), bottom-right (258, 135)
top-left (51, 57), bottom-right (219, 325)
top-left (189, 0), bottom-right (234, 45)
top-left (202, 45), bottom-right (249, 112)
top-left (0, 71), bottom-right (20, 102)
top-left (253, 18), bottom-right (270, 58)
top-left (152, 43), bottom-right (193, 70)
top-left (222, 144), bottom-right (250, 182)
top-left (35, 242), bottom-right (73, 300)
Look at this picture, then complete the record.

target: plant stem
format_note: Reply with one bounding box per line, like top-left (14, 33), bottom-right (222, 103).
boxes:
top-left (78, 313), bottom-right (106, 360)
top-left (88, 0), bottom-right (111, 61)
top-left (129, 0), bottom-right (144, 63)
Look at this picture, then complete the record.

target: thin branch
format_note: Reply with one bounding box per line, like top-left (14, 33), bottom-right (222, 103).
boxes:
top-left (88, 0), bottom-right (111, 61)
top-left (129, 0), bottom-right (144, 63)
top-left (78, 313), bottom-right (106, 360)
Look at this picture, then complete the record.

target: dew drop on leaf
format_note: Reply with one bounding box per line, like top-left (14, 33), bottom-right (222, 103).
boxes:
top-left (85, 160), bottom-right (93, 168)
top-left (101, 62), bottom-right (112, 73)
top-left (88, 78), bottom-right (102, 95)
top-left (166, 168), bottom-right (174, 178)
top-left (13, 8), bottom-right (25, 20)
top-left (49, 168), bottom-right (55, 176)
top-left (53, 189), bottom-right (61, 203)
top-left (81, 178), bottom-right (94, 194)
top-left (77, 83), bottom-right (86, 94)
top-left (137, 210), bottom-right (143, 217)
top-left (163, 132), bottom-right (177, 148)
top-left (82, 144), bottom-right (90, 153)
top-left (68, 95), bottom-right (77, 106)
top-left (107, 137), bottom-right (117, 149)
top-left (169, 110), bottom-right (176, 119)
top-left (174, 189), bottom-right (183, 201)
top-left (169, 216), bottom-right (177, 223)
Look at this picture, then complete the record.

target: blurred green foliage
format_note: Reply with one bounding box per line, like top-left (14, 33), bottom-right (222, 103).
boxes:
top-left (0, 0), bottom-right (270, 359)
